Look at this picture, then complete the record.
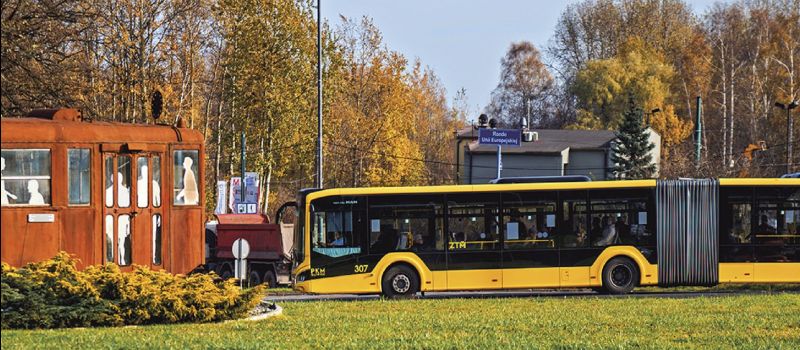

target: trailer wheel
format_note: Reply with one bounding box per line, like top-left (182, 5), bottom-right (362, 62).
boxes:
top-left (220, 267), bottom-right (233, 280)
top-left (263, 270), bottom-right (277, 288)
top-left (248, 271), bottom-right (262, 287)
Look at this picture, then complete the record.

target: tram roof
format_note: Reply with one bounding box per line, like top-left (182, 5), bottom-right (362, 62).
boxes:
top-left (1, 116), bottom-right (203, 144)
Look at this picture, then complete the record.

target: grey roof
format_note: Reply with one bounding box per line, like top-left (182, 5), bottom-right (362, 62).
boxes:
top-left (465, 129), bottom-right (617, 154)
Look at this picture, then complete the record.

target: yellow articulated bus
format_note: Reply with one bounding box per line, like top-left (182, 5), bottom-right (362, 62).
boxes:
top-left (291, 178), bottom-right (800, 298)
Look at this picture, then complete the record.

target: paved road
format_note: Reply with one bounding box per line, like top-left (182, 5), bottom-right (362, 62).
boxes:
top-left (265, 289), bottom-right (794, 302)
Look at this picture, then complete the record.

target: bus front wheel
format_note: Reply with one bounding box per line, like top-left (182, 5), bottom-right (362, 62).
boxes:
top-left (381, 265), bottom-right (419, 299)
top-left (601, 257), bottom-right (639, 294)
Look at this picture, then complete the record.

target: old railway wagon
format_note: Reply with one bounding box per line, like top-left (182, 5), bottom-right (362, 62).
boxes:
top-left (1, 108), bottom-right (205, 274)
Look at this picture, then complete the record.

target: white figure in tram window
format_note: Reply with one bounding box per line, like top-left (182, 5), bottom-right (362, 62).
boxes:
top-left (105, 175), bottom-right (114, 207)
top-left (176, 156), bottom-right (198, 205)
top-left (118, 216), bottom-right (130, 265)
top-left (137, 164), bottom-right (148, 208)
top-left (1, 157), bottom-right (18, 206)
top-left (27, 180), bottom-right (45, 205)
top-left (152, 175), bottom-right (161, 207)
top-left (117, 172), bottom-right (130, 207)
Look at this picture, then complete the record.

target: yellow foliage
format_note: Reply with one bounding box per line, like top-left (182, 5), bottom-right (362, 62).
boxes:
top-left (649, 105), bottom-right (694, 149)
top-left (2, 252), bottom-right (264, 329)
top-left (572, 37), bottom-right (674, 129)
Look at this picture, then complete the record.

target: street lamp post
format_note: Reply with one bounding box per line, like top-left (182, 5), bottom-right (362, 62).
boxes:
top-left (774, 101), bottom-right (798, 174)
top-left (315, 0), bottom-right (323, 188)
top-left (645, 108), bottom-right (660, 126)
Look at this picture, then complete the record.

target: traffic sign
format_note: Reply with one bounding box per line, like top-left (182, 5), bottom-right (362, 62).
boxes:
top-left (478, 129), bottom-right (521, 147)
top-left (232, 238), bottom-right (250, 259)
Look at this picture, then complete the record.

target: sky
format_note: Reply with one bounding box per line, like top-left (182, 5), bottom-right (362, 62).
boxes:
top-left (321, 0), bottom-right (723, 115)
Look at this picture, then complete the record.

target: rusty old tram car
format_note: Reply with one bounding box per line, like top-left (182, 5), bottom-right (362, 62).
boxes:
top-left (1, 109), bottom-right (205, 274)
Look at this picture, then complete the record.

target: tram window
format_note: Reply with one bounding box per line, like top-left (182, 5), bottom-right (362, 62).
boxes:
top-left (117, 156), bottom-right (131, 208)
top-left (447, 194), bottom-right (500, 251)
top-left (368, 195), bottom-right (444, 254)
top-left (502, 192), bottom-right (557, 249)
top-left (118, 214), bottom-right (132, 266)
top-left (105, 156), bottom-right (114, 208)
top-left (152, 156), bottom-right (161, 207)
top-left (105, 215), bottom-right (114, 262)
top-left (137, 157), bottom-right (149, 208)
top-left (153, 214), bottom-right (162, 265)
top-left (311, 197), bottom-right (363, 258)
top-left (68, 149), bottom-right (90, 205)
top-left (754, 187), bottom-right (799, 262)
top-left (1, 149), bottom-right (51, 206)
top-left (173, 150), bottom-right (199, 205)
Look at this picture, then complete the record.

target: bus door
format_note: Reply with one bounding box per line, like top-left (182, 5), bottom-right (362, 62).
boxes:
top-left (131, 153), bottom-right (165, 269)
top-left (445, 193), bottom-right (502, 290)
top-left (102, 152), bottom-right (136, 269)
top-left (367, 195), bottom-right (448, 291)
top-left (501, 191), bottom-right (560, 288)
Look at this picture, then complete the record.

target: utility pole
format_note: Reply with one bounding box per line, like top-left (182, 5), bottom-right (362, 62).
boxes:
top-left (774, 101), bottom-right (797, 174)
top-left (241, 131), bottom-right (246, 203)
top-left (315, 0), bottom-right (324, 188)
top-left (695, 97), bottom-right (702, 167)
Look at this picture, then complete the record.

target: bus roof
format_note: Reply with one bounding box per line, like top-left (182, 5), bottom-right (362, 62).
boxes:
top-left (306, 178), bottom-right (800, 201)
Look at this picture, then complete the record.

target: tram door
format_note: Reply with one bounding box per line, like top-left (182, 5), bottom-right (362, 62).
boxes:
top-left (102, 152), bottom-right (164, 269)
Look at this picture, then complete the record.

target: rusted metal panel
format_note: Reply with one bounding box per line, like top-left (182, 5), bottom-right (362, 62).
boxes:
top-left (1, 117), bottom-right (204, 145)
top-left (169, 208), bottom-right (204, 273)
top-left (0, 209), bottom-right (61, 265)
top-left (61, 207), bottom-right (97, 269)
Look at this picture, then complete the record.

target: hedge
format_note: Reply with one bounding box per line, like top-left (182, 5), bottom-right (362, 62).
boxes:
top-left (1, 252), bottom-right (265, 329)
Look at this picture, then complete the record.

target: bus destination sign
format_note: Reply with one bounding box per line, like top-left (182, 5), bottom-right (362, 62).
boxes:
top-left (478, 128), bottom-right (521, 147)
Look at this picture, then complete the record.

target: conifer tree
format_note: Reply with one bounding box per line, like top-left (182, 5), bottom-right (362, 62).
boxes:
top-left (611, 98), bottom-right (656, 179)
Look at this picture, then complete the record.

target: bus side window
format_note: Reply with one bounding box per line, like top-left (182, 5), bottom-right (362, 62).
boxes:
top-left (720, 187), bottom-right (754, 263)
top-left (754, 187), bottom-right (799, 262)
top-left (502, 191), bottom-right (557, 249)
top-left (559, 190), bottom-right (588, 248)
top-left (588, 189), bottom-right (651, 247)
top-left (447, 193), bottom-right (499, 251)
top-left (368, 195), bottom-right (444, 254)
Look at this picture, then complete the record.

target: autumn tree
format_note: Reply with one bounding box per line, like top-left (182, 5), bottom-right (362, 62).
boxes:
top-left (487, 41), bottom-right (554, 127)
top-left (1, 0), bottom-right (94, 116)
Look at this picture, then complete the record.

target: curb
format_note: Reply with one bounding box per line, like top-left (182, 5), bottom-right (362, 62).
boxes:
top-left (244, 303), bottom-right (283, 321)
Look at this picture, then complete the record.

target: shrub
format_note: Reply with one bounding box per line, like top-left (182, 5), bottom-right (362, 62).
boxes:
top-left (1, 252), bottom-right (264, 329)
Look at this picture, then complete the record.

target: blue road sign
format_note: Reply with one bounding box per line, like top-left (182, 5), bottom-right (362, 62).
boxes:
top-left (478, 129), bottom-right (521, 147)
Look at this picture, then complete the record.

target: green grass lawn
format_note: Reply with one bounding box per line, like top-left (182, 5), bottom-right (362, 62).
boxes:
top-left (3, 293), bottom-right (799, 349)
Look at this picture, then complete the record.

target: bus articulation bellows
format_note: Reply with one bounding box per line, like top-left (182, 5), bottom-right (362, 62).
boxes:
top-left (291, 178), bottom-right (799, 297)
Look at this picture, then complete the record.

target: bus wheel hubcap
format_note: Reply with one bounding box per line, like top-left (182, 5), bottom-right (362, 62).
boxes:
top-left (611, 265), bottom-right (631, 287)
top-left (392, 275), bottom-right (410, 293)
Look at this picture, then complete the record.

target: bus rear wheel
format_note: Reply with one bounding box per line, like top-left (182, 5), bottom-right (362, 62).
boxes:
top-left (381, 265), bottom-right (419, 299)
top-left (602, 257), bottom-right (639, 294)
